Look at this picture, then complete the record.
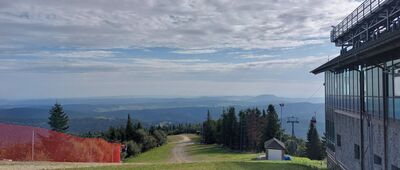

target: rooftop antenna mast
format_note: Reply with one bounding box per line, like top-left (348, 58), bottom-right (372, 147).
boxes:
top-left (287, 116), bottom-right (299, 138)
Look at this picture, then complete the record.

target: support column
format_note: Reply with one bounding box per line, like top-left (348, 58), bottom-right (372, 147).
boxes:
top-left (383, 64), bottom-right (389, 170)
top-left (359, 67), bottom-right (365, 170)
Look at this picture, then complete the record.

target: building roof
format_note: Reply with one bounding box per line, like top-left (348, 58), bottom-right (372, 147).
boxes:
top-left (312, 27), bottom-right (400, 75)
top-left (264, 138), bottom-right (285, 150)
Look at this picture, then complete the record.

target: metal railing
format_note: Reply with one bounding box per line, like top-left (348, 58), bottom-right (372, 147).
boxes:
top-left (331, 0), bottom-right (390, 42)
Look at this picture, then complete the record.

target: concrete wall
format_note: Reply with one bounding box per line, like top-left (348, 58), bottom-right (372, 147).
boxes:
top-left (387, 119), bottom-right (400, 169)
top-left (334, 111), bottom-right (361, 170)
top-left (330, 110), bottom-right (400, 170)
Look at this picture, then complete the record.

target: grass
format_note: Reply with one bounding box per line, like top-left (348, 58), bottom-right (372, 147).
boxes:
top-left (75, 161), bottom-right (319, 170)
top-left (69, 134), bottom-right (327, 170)
top-left (290, 157), bottom-right (326, 169)
top-left (186, 142), bottom-right (326, 169)
top-left (186, 144), bottom-right (256, 162)
top-left (123, 135), bottom-right (184, 163)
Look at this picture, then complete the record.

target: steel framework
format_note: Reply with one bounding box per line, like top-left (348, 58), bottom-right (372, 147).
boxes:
top-left (331, 0), bottom-right (400, 53)
top-left (287, 116), bottom-right (299, 138)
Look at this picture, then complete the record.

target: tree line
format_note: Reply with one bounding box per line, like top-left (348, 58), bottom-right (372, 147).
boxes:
top-left (101, 114), bottom-right (167, 158)
top-left (159, 123), bottom-right (201, 135)
top-left (47, 103), bottom-right (167, 159)
top-left (201, 104), bottom-right (325, 160)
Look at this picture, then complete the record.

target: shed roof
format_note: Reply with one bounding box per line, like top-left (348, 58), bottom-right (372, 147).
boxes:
top-left (264, 138), bottom-right (285, 150)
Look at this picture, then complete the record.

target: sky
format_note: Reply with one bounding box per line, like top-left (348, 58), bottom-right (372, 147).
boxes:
top-left (0, 0), bottom-right (362, 99)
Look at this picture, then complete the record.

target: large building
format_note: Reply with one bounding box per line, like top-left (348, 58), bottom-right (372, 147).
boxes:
top-left (312, 0), bottom-right (400, 170)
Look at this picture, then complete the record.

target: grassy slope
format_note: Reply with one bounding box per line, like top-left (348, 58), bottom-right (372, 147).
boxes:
top-left (186, 142), bottom-right (326, 169)
top-left (186, 134), bottom-right (326, 169)
top-left (80, 162), bottom-right (317, 170)
top-left (71, 134), bottom-right (327, 170)
top-left (124, 135), bottom-right (184, 163)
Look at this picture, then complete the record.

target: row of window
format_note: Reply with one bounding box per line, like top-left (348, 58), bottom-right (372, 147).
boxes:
top-left (325, 59), bottom-right (400, 119)
top-left (325, 69), bottom-right (361, 113)
top-left (324, 59), bottom-right (400, 167)
top-left (325, 118), bottom-right (335, 151)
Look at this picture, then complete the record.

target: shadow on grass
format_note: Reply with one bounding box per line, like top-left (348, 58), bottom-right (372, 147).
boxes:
top-left (187, 144), bottom-right (236, 155)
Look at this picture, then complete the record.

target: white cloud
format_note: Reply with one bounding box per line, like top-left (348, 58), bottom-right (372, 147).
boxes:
top-left (0, 55), bottom-right (327, 74)
top-left (172, 49), bottom-right (218, 54)
top-left (0, 0), bottom-right (362, 50)
top-left (35, 50), bottom-right (117, 58)
top-left (0, 0), bottom-right (356, 98)
top-left (238, 54), bottom-right (275, 59)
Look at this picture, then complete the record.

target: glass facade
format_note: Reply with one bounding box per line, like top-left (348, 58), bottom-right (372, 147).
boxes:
top-left (326, 69), bottom-right (361, 114)
top-left (324, 58), bottom-right (400, 151)
top-left (390, 59), bottom-right (400, 119)
top-left (325, 69), bottom-right (360, 151)
top-left (365, 66), bottom-right (384, 117)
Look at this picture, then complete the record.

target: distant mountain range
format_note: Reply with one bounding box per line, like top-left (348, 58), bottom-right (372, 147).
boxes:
top-left (0, 95), bottom-right (325, 139)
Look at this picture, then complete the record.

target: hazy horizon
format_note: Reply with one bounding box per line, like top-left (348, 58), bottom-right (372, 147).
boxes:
top-left (0, 93), bottom-right (324, 102)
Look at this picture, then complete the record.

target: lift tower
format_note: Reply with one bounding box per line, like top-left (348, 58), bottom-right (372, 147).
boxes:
top-left (287, 116), bottom-right (299, 138)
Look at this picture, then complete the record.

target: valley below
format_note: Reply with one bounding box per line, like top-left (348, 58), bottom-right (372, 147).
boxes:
top-left (0, 95), bottom-right (324, 139)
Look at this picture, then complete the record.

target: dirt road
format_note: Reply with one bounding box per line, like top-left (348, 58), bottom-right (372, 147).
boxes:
top-left (169, 134), bottom-right (193, 163)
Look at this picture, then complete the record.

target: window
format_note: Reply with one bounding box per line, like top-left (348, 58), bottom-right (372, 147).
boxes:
top-left (374, 155), bottom-right (382, 165)
top-left (325, 120), bottom-right (335, 151)
top-left (337, 134), bottom-right (341, 147)
top-left (395, 68), bottom-right (400, 96)
top-left (354, 144), bottom-right (360, 160)
top-left (392, 165), bottom-right (400, 170)
top-left (395, 67), bottom-right (400, 119)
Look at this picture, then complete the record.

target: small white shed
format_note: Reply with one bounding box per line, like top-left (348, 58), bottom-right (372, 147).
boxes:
top-left (264, 138), bottom-right (286, 160)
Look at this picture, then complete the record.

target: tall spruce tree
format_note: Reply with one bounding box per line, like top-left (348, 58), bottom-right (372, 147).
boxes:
top-left (263, 105), bottom-right (280, 142)
top-left (136, 122), bottom-right (143, 129)
top-left (48, 102), bottom-right (69, 132)
top-left (226, 107), bottom-right (239, 149)
top-left (203, 110), bottom-right (216, 144)
top-left (238, 110), bottom-right (247, 151)
top-left (126, 114), bottom-right (135, 141)
top-left (306, 121), bottom-right (323, 160)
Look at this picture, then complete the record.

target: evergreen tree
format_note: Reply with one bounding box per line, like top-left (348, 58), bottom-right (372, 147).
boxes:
top-left (203, 110), bottom-right (216, 144)
top-left (48, 102), bottom-right (69, 132)
top-left (238, 110), bottom-right (247, 151)
top-left (126, 114), bottom-right (135, 141)
top-left (306, 121), bottom-right (323, 160)
top-left (262, 109), bottom-right (266, 117)
top-left (136, 122), bottom-right (143, 129)
top-left (263, 105), bottom-right (281, 142)
top-left (226, 107), bottom-right (239, 149)
top-left (106, 127), bottom-right (117, 141)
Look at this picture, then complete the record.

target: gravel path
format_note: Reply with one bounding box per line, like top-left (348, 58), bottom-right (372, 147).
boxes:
top-left (169, 134), bottom-right (193, 163)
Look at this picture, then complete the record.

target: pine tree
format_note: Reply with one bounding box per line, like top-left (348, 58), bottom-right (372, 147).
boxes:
top-left (136, 122), bottom-right (143, 129)
top-left (306, 120), bottom-right (323, 160)
top-left (203, 110), bottom-right (216, 144)
top-left (262, 109), bottom-right (266, 117)
top-left (48, 102), bottom-right (69, 132)
top-left (226, 107), bottom-right (238, 149)
top-left (126, 114), bottom-right (135, 141)
top-left (263, 105), bottom-right (281, 142)
top-left (238, 110), bottom-right (247, 151)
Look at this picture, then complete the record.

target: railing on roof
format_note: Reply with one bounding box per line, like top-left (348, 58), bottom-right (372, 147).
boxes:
top-left (331, 0), bottom-right (390, 42)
